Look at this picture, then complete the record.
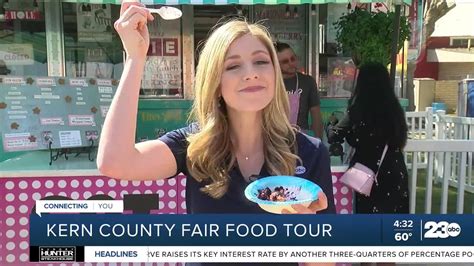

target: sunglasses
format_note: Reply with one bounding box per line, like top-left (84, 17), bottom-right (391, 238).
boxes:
top-left (279, 56), bottom-right (297, 65)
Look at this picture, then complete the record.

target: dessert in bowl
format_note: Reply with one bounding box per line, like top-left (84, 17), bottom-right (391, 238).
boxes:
top-left (244, 175), bottom-right (321, 214)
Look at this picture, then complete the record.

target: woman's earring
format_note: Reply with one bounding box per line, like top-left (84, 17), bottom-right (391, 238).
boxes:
top-left (217, 97), bottom-right (223, 108)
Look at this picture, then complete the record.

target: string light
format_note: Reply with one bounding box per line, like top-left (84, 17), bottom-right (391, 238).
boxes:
top-left (311, 5), bottom-right (316, 16)
top-left (285, 5), bottom-right (290, 18)
top-left (236, 5), bottom-right (243, 16)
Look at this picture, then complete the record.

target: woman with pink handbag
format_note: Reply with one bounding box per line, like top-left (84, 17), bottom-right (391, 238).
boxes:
top-left (327, 62), bottom-right (409, 215)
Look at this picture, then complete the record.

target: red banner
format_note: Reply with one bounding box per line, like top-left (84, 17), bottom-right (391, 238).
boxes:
top-left (5, 10), bottom-right (41, 20)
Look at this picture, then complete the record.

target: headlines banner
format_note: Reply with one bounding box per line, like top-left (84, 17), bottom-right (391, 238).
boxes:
top-left (29, 214), bottom-right (474, 263)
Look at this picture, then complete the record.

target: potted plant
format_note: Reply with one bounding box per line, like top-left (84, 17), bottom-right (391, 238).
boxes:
top-left (334, 7), bottom-right (411, 67)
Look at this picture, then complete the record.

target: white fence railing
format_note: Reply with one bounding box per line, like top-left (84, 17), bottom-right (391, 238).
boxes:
top-left (405, 140), bottom-right (474, 214)
top-left (405, 108), bottom-right (474, 194)
top-left (405, 107), bottom-right (435, 170)
top-left (406, 107), bottom-right (434, 140)
top-left (434, 114), bottom-right (474, 194)
top-left (436, 113), bottom-right (474, 141)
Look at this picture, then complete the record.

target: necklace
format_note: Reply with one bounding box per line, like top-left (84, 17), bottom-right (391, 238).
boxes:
top-left (237, 152), bottom-right (249, 161)
top-left (234, 146), bottom-right (263, 162)
top-left (294, 72), bottom-right (299, 92)
top-left (236, 152), bottom-right (251, 161)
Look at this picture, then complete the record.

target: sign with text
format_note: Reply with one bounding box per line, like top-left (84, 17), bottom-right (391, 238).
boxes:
top-left (0, 76), bottom-right (117, 151)
top-left (255, 5), bottom-right (307, 70)
top-left (76, 4), bottom-right (112, 43)
top-left (5, 10), bottom-right (42, 20)
top-left (29, 214), bottom-right (474, 263)
top-left (0, 44), bottom-right (34, 65)
top-left (142, 14), bottom-right (182, 96)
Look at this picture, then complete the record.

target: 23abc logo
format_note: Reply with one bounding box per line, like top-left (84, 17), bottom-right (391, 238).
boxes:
top-left (423, 221), bottom-right (461, 238)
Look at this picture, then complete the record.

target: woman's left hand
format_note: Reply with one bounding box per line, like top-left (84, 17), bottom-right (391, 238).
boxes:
top-left (281, 191), bottom-right (328, 214)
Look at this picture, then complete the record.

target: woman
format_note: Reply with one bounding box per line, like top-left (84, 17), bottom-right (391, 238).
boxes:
top-left (98, 2), bottom-right (335, 265)
top-left (328, 62), bottom-right (409, 215)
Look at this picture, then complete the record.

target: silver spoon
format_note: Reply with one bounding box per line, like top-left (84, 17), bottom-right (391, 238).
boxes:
top-left (148, 6), bottom-right (182, 20)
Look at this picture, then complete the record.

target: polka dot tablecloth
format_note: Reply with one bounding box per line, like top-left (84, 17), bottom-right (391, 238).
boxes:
top-left (0, 172), bottom-right (352, 265)
top-left (0, 175), bottom-right (186, 266)
top-left (331, 171), bottom-right (354, 215)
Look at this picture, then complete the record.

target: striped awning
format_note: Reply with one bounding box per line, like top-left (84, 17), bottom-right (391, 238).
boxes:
top-left (64, 0), bottom-right (411, 5)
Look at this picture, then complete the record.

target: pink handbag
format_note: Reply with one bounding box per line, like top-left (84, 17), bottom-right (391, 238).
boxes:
top-left (340, 145), bottom-right (388, 196)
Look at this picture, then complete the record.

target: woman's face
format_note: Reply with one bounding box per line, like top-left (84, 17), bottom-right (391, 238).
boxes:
top-left (220, 34), bottom-right (275, 112)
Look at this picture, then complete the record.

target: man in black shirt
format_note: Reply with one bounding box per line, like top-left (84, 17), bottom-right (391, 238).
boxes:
top-left (275, 42), bottom-right (323, 139)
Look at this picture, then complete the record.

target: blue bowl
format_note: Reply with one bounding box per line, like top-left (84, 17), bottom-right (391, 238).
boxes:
top-left (244, 175), bottom-right (321, 214)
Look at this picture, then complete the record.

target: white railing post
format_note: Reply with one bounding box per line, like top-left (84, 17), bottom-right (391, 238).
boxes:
top-left (457, 152), bottom-right (467, 214)
top-left (469, 127), bottom-right (473, 189)
top-left (425, 152), bottom-right (434, 214)
top-left (405, 140), bottom-right (474, 214)
top-left (441, 152), bottom-right (452, 214)
top-left (409, 152), bottom-right (418, 214)
top-left (435, 110), bottom-right (446, 184)
top-left (426, 107), bottom-right (433, 139)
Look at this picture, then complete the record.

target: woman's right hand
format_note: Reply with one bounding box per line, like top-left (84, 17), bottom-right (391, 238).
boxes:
top-left (114, 1), bottom-right (154, 59)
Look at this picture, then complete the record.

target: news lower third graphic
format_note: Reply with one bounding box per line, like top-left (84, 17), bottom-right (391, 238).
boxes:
top-left (29, 200), bottom-right (474, 263)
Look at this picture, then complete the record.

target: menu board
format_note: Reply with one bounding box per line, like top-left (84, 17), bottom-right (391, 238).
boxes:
top-left (0, 76), bottom-right (118, 152)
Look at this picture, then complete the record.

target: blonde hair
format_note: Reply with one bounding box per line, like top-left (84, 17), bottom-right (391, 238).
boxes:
top-left (187, 19), bottom-right (299, 198)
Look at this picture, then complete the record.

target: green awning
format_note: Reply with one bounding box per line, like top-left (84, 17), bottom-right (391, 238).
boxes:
top-left (64, 0), bottom-right (411, 6)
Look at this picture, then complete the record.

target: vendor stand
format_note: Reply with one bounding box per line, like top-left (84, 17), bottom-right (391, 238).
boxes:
top-left (0, 0), bottom-right (412, 264)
